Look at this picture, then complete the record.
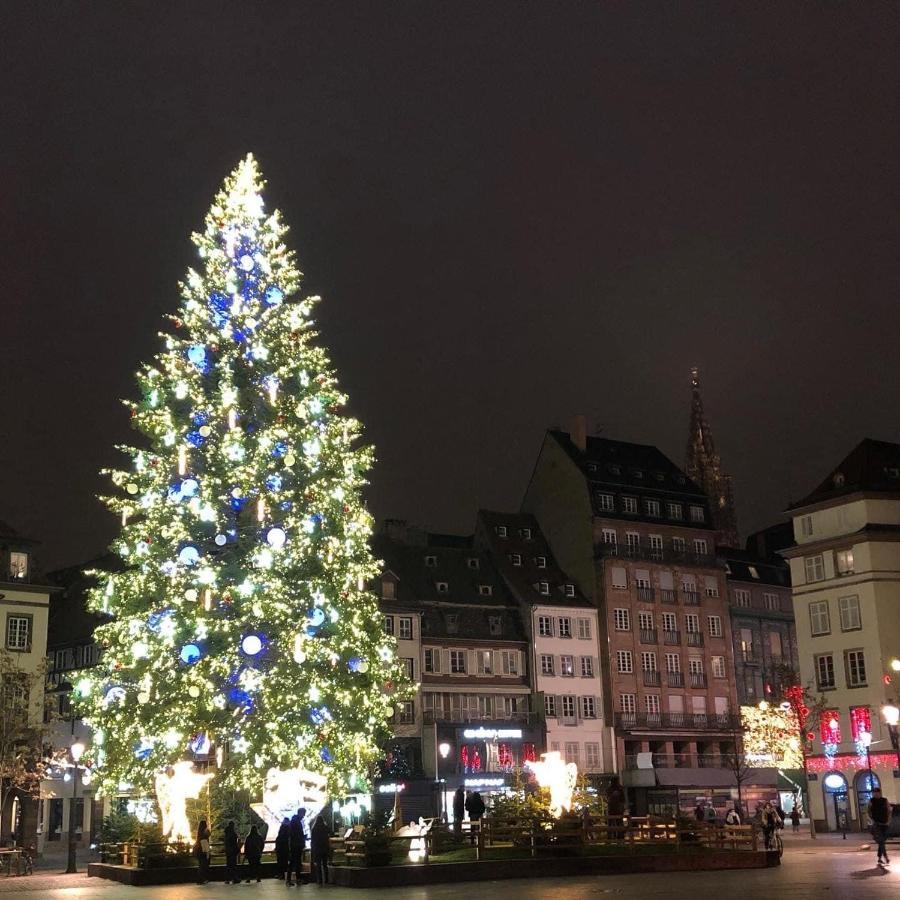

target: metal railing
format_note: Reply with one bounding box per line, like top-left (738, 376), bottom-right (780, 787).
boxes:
top-left (663, 629), bottom-right (681, 645)
top-left (616, 712), bottom-right (740, 731)
top-left (666, 671), bottom-right (684, 687)
top-left (686, 632), bottom-right (704, 647)
top-left (683, 591), bottom-right (700, 606)
top-left (689, 672), bottom-right (708, 688)
top-left (639, 628), bottom-right (658, 644)
top-left (623, 752), bottom-right (728, 770)
top-left (642, 670), bottom-right (661, 686)
top-left (660, 589), bottom-right (677, 604)
top-left (597, 543), bottom-right (719, 568)
top-left (636, 587), bottom-right (655, 602)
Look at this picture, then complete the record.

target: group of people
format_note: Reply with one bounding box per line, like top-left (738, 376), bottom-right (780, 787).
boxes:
top-left (451, 787), bottom-right (486, 842)
top-left (192, 810), bottom-right (332, 886)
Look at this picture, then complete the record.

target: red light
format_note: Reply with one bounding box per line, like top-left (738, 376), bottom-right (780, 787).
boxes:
top-left (806, 731), bottom-right (816, 741)
top-left (884, 675), bottom-right (893, 685)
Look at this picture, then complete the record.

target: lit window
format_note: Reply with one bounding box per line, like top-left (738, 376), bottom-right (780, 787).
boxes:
top-left (560, 655), bottom-right (574, 677)
top-left (712, 656), bottom-right (726, 678)
top-left (476, 651), bottom-right (493, 675)
top-left (8, 552), bottom-right (28, 579)
top-left (748, 566), bottom-right (759, 579)
top-left (381, 579), bottom-right (396, 600)
top-left (835, 549), bottom-right (854, 575)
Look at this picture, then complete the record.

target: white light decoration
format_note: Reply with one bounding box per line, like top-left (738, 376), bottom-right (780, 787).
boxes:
top-left (526, 751), bottom-right (578, 818)
top-left (154, 761), bottom-right (214, 844)
top-left (266, 527), bottom-right (286, 549)
top-left (131, 641), bottom-right (149, 659)
top-left (241, 634), bottom-right (263, 656)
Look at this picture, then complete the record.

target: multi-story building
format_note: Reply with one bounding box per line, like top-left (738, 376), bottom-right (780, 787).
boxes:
top-left (524, 424), bottom-right (751, 816)
top-left (785, 438), bottom-right (900, 831)
top-left (475, 510), bottom-right (613, 777)
top-left (721, 543), bottom-right (796, 705)
top-left (0, 523), bottom-right (54, 848)
top-left (376, 522), bottom-right (542, 816)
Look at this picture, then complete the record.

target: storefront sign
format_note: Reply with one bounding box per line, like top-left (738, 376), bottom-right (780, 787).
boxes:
top-left (462, 727), bottom-right (523, 740)
top-left (464, 777), bottom-right (506, 788)
top-left (377, 783), bottom-right (406, 794)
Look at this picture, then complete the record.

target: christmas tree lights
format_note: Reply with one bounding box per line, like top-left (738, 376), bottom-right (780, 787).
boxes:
top-left (76, 155), bottom-right (407, 802)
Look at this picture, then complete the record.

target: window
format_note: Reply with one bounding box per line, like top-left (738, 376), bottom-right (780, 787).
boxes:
top-left (538, 581), bottom-right (550, 595)
top-left (616, 650), bottom-right (633, 673)
top-left (4, 617), bottom-right (29, 652)
top-left (613, 608), bottom-right (631, 631)
top-left (763, 592), bottom-right (779, 611)
top-left (580, 656), bottom-right (594, 677)
top-left (2, 677), bottom-right (27, 718)
top-left (398, 617), bottom-right (413, 640)
top-left (535, 556), bottom-right (547, 569)
top-left (425, 555), bottom-right (437, 567)
top-left (639, 611), bottom-right (654, 630)
top-left (488, 615), bottom-right (502, 635)
top-left (622, 497), bottom-right (638, 514)
top-left (703, 575), bottom-right (718, 597)
top-left (561, 695), bottom-right (577, 719)
top-left (436, 581), bottom-right (449, 593)
top-left (734, 589), bottom-right (751, 608)
top-left (577, 618), bottom-right (591, 639)
top-left (665, 653), bottom-right (681, 673)
top-left (478, 585), bottom-right (493, 597)
top-left (611, 566), bottom-right (627, 589)
top-left (496, 525), bottom-right (508, 537)
top-left (597, 493), bottom-right (615, 512)
top-left (620, 693), bottom-right (636, 714)
top-left (502, 696), bottom-right (522, 718)
top-left (449, 650), bottom-right (466, 674)
top-left (585, 742), bottom-right (601, 769)
top-left (688, 658), bottom-right (704, 675)
top-left (689, 505), bottom-right (705, 522)
top-left (383, 615), bottom-right (394, 636)
top-left (625, 532), bottom-right (640, 552)
top-left (402, 657), bottom-right (415, 679)
top-left (835, 549), bottom-right (854, 575)
top-left (520, 527), bottom-right (532, 540)
top-left (538, 615), bottom-right (554, 637)
top-left (845, 650), bottom-right (867, 687)
top-left (712, 656), bottom-right (726, 678)
top-left (667, 502), bottom-right (683, 520)
top-left (815, 653), bottom-right (835, 690)
top-left (662, 612), bottom-right (677, 631)
top-left (581, 696), bottom-right (597, 718)
top-left (748, 565), bottom-right (760, 579)
top-left (467, 557), bottom-right (480, 570)
top-left (707, 615), bottom-right (722, 637)
top-left (804, 555), bottom-right (825, 583)
top-left (381, 579), bottom-right (395, 600)
top-left (850, 706), bottom-right (872, 742)
top-left (8, 552), bottom-right (28, 579)
top-left (685, 614), bottom-right (700, 634)
top-left (672, 536), bottom-right (686, 553)
top-left (560, 655), bottom-right (575, 677)
top-left (397, 700), bottom-right (415, 724)
top-left (641, 651), bottom-right (657, 671)
top-left (502, 651), bottom-right (519, 675)
top-left (558, 617), bottom-right (572, 638)
top-left (645, 499), bottom-right (661, 517)
top-left (602, 528), bottom-right (617, 547)
top-left (510, 553), bottom-right (523, 567)
top-left (839, 595), bottom-right (861, 631)
top-left (769, 630), bottom-right (783, 658)
top-left (564, 584), bottom-right (576, 597)
top-left (540, 654), bottom-right (554, 676)
top-left (609, 464), bottom-right (621, 475)
top-left (645, 694), bottom-right (661, 715)
top-left (632, 469), bottom-right (644, 480)
top-left (800, 515), bottom-right (813, 537)
top-left (446, 613), bottom-right (459, 633)
top-left (693, 538), bottom-right (708, 556)
top-left (424, 648), bottom-right (441, 673)
top-left (649, 535), bottom-right (663, 559)
top-left (476, 650), bottom-right (493, 675)
top-left (544, 694), bottom-right (557, 717)
top-left (809, 600), bottom-right (830, 636)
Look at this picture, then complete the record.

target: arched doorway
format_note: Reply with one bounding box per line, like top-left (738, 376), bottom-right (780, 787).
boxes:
top-left (854, 770), bottom-right (880, 830)
top-left (822, 771), bottom-right (850, 832)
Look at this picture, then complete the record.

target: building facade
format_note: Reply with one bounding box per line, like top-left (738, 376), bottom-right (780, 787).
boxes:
top-left (524, 426), bottom-right (753, 816)
top-left (785, 438), bottom-right (900, 831)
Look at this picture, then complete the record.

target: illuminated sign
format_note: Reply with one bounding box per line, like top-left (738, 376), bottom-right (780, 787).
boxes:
top-left (462, 727), bottom-right (523, 740)
top-left (377, 783), bottom-right (406, 794)
top-left (823, 773), bottom-right (846, 790)
top-left (464, 777), bottom-right (506, 788)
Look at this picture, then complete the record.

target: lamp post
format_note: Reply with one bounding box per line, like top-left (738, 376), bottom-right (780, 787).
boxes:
top-left (882, 703), bottom-right (900, 770)
top-left (65, 740), bottom-right (85, 874)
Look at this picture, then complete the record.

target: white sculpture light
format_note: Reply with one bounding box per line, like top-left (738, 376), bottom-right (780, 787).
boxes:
top-left (526, 751), bottom-right (579, 817)
top-left (154, 761), bottom-right (214, 844)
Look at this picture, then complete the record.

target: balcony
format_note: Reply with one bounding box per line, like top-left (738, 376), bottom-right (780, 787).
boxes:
top-left (686, 632), bottom-right (704, 648)
top-left (597, 542), bottom-right (718, 568)
top-left (689, 672), bottom-right (707, 689)
top-left (615, 712), bottom-right (741, 732)
top-left (666, 671), bottom-right (684, 687)
top-left (636, 587), bottom-right (655, 602)
top-left (660, 589), bottom-right (677, 604)
top-left (639, 628), bottom-right (658, 644)
top-left (423, 710), bottom-right (536, 725)
top-left (623, 752), bottom-right (727, 770)
top-left (741, 648), bottom-right (760, 664)
top-left (642, 670), bottom-right (661, 687)
top-left (663, 629), bottom-right (681, 645)
top-left (683, 591), bottom-right (700, 606)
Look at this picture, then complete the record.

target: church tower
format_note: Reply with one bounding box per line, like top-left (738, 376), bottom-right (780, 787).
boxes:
top-left (685, 367), bottom-right (740, 548)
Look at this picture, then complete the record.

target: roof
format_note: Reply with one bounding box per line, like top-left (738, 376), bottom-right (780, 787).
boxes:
top-left (474, 509), bottom-right (593, 609)
top-left (46, 554), bottom-right (118, 649)
top-left (790, 438), bottom-right (900, 510)
top-left (719, 546), bottom-right (791, 588)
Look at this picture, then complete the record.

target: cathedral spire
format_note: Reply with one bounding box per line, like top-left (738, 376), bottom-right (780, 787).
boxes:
top-left (685, 367), bottom-right (740, 548)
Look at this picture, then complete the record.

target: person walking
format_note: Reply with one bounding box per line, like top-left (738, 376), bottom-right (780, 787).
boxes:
top-left (452, 787), bottom-right (465, 835)
top-left (194, 819), bottom-right (211, 884)
top-left (243, 825), bottom-right (264, 883)
top-left (465, 791), bottom-right (485, 845)
top-left (223, 820), bottom-right (240, 884)
top-left (275, 817), bottom-right (292, 885)
top-left (868, 787), bottom-right (891, 866)
top-left (790, 807), bottom-right (800, 834)
top-left (289, 808), bottom-right (307, 886)
top-left (725, 807), bottom-right (741, 826)
top-left (309, 815), bottom-right (331, 886)
top-left (606, 776), bottom-right (626, 840)
top-left (761, 802), bottom-right (779, 850)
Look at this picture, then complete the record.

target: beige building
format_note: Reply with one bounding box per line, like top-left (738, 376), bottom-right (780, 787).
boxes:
top-left (785, 439), bottom-right (900, 831)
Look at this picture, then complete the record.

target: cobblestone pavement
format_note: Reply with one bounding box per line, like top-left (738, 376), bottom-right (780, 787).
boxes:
top-left (3, 832), bottom-right (898, 898)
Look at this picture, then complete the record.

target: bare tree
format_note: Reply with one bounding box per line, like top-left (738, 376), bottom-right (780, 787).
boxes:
top-left (720, 720), bottom-right (754, 819)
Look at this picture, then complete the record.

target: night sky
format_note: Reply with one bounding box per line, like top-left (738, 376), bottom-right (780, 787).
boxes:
top-left (4, 4), bottom-right (900, 570)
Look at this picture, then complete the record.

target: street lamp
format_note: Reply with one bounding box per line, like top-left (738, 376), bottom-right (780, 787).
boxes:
top-left (66, 741), bottom-right (86, 874)
top-left (882, 703), bottom-right (900, 769)
top-left (859, 730), bottom-right (874, 795)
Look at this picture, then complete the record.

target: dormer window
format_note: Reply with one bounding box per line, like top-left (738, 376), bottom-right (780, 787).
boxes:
top-left (8, 552), bottom-right (28, 580)
top-left (632, 469), bottom-right (644, 480)
top-left (467, 558), bottom-right (480, 570)
top-left (478, 585), bottom-right (493, 597)
top-left (833, 472), bottom-right (845, 487)
top-left (381, 579), bottom-right (396, 600)
top-left (510, 553), bottom-right (522, 567)
top-left (653, 472), bottom-right (665, 482)
top-left (587, 463), bottom-right (597, 472)
top-left (535, 556), bottom-right (547, 569)
top-left (538, 581), bottom-right (550, 595)
top-left (496, 525), bottom-right (508, 538)
top-left (689, 505), bottom-right (705, 523)
top-left (489, 616), bottom-right (502, 635)
top-left (748, 566), bottom-right (759, 579)
top-left (608, 464), bottom-right (621, 476)
top-left (887, 467), bottom-right (900, 480)
top-left (564, 584), bottom-right (575, 597)
top-left (446, 613), bottom-right (459, 633)
top-left (436, 581), bottom-right (449, 593)
top-left (425, 555), bottom-right (437, 567)
top-left (520, 527), bottom-right (532, 540)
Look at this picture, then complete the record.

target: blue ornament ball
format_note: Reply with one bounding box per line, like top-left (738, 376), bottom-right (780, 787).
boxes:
top-left (320, 747), bottom-right (332, 764)
top-left (264, 286), bottom-right (284, 306)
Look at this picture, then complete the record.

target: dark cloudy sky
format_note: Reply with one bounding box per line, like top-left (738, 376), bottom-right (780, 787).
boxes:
top-left (4, 3), bottom-right (900, 569)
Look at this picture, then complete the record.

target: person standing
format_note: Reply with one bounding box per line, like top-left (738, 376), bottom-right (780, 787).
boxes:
top-left (290, 808), bottom-right (307, 886)
top-left (243, 825), bottom-right (264, 883)
top-left (275, 817), bottom-right (292, 885)
top-left (868, 787), bottom-right (891, 866)
top-left (695, 803), bottom-right (705, 823)
top-left (223, 820), bottom-right (240, 884)
top-left (725, 807), bottom-right (741, 826)
top-left (465, 791), bottom-right (486, 845)
top-left (310, 815), bottom-right (331, 886)
top-left (452, 788), bottom-right (465, 835)
top-left (790, 807), bottom-right (801, 834)
top-left (761, 802), bottom-right (779, 850)
top-left (606, 776), bottom-right (626, 840)
top-left (705, 804), bottom-right (717, 826)
top-left (194, 819), bottom-right (211, 885)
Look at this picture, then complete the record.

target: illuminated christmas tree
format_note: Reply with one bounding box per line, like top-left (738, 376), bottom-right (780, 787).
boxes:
top-left (77, 155), bottom-right (404, 803)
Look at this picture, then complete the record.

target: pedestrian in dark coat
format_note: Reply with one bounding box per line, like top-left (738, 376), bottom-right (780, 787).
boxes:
top-left (465, 791), bottom-right (486, 845)
top-left (243, 825), bottom-right (264, 883)
top-left (606, 776), bottom-right (626, 840)
top-left (193, 819), bottom-right (211, 884)
top-left (310, 815), bottom-right (331, 886)
top-left (289, 808), bottom-right (307, 885)
top-left (223, 820), bottom-right (240, 884)
top-left (452, 788), bottom-right (465, 834)
top-left (275, 817), bottom-right (292, 884)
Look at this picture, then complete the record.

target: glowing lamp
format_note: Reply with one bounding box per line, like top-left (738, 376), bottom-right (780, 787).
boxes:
top-left (859, 730), bottom-right (872, 748)
top-left (883, 704), bottom-right (900, 727)
top-left (892, 659), bottom-right (900, 673)
top-left (71, 741), bottom-right (86, 763)
top-left (439, 742), bottom-right (451, 759)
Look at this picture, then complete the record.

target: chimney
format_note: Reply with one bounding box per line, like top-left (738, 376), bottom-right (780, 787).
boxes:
top-left (569, 415), bottom-right (587, 452)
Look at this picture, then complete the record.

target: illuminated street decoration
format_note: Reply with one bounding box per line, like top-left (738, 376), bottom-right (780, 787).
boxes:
top-left (154, 761), bottom-right (213, 843)
top-left (526, 751), bottom-right (578, 817)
